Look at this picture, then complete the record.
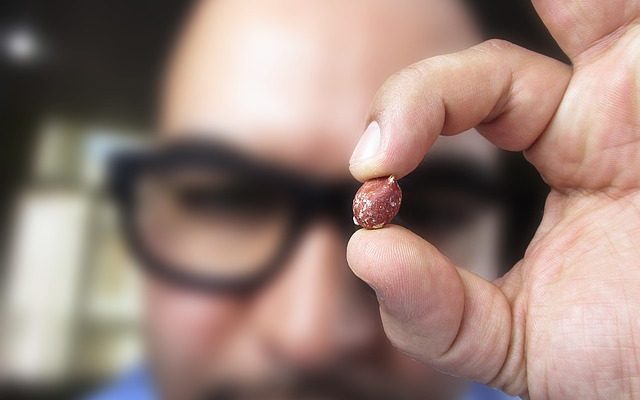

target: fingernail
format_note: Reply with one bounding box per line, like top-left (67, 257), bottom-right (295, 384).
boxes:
top-left (350, 121), bottom-right (382, 165)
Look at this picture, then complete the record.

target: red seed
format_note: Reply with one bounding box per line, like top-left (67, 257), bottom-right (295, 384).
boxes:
top-left (352, 176), bottom-right (402, 229)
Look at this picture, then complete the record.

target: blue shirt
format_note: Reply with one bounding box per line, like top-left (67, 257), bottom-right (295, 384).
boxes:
top-left (87, 366), bottom-right (519, 400)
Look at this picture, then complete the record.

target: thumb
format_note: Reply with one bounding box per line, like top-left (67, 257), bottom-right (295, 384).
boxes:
top-left (347, 225), bottom-right (524, 395)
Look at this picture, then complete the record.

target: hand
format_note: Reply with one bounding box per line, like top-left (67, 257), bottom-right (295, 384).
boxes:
top-left (346, 1), bottom-right (640, 398)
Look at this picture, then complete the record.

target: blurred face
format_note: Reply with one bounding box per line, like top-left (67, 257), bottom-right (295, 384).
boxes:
top-left (144, 0), bottom-right (499, 398)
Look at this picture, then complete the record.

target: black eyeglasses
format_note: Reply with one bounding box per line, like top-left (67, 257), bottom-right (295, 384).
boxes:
top-left (108, 138), bottom-right (360, 293)
top-left (108, 137), bottom-right (502, 294)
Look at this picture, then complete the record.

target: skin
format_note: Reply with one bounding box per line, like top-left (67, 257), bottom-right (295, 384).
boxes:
top-left (347, 0), bottom-right (640, 398)
top-left (149, 0), bottom-right (492, 398)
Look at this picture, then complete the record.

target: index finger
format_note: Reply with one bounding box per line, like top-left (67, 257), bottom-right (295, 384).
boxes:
top-left (349, 39), bottom-right (571, 182)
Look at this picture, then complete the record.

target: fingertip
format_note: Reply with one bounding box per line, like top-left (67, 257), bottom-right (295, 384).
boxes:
top-left (348, 157), bottom-right (388, 183)
top-left (346, 225), bottom-right (440, 300)
top-left (347, 225), bottom-right (414, 267)
top-left (347, 225), bottom-right (402, 284)
top-left (348, 117), bottom-right (424, 182)
top-left (346, 226), bottom-right (384, 284)
top-left (347, 225), bottom-right (467, 359)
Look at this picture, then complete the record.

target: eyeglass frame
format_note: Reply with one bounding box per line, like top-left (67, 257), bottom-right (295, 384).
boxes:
top-left (107, 137), bottom-right (360, 294)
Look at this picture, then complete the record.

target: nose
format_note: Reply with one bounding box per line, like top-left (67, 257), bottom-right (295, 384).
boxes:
top-left (250, 219), bottom-right (380, 369)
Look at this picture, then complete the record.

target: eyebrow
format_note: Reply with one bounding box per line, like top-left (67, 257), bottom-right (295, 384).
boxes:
top-left (403, 157), bottom-right (503, 199)
top-left (134, 138), bottom-right (503, 197)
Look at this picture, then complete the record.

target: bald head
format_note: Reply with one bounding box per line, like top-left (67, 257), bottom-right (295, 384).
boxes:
top-left (160, 0), bottom-right (480, 177)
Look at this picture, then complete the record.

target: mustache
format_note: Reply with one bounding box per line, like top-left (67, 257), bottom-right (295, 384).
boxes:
top-left (197, 366), bottom-right (440, 400)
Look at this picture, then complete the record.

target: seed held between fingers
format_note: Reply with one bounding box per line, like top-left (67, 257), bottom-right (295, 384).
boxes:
top-left (352, 176), bottom-right (402, 229)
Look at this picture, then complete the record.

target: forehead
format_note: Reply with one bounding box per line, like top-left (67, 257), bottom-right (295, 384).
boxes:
top-left (160, 0), bottom-right (489, 178)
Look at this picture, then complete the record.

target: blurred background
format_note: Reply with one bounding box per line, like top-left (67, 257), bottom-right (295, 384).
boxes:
top-left (0, 1), bottom-right (562, 398)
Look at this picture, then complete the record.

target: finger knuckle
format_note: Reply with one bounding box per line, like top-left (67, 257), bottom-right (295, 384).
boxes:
top-left (387, 62), bottom-right (428, 89)
top-left (373, 64), bottom-right (427, 114)
top-left (384, 322), bottom-right (413, 352)
top-left (477, 38), bottom-right (516, 53)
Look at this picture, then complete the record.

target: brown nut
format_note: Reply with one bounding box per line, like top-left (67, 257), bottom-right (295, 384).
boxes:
top-left (352, 176), bottom-right (402, 229)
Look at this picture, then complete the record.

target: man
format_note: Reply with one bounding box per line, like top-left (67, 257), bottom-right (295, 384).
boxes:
top-left (96, 0), bottom-right (640, 399)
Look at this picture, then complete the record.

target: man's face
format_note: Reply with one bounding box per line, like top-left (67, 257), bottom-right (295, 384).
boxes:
top-left (142, 0), bottom-right (499, 398)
